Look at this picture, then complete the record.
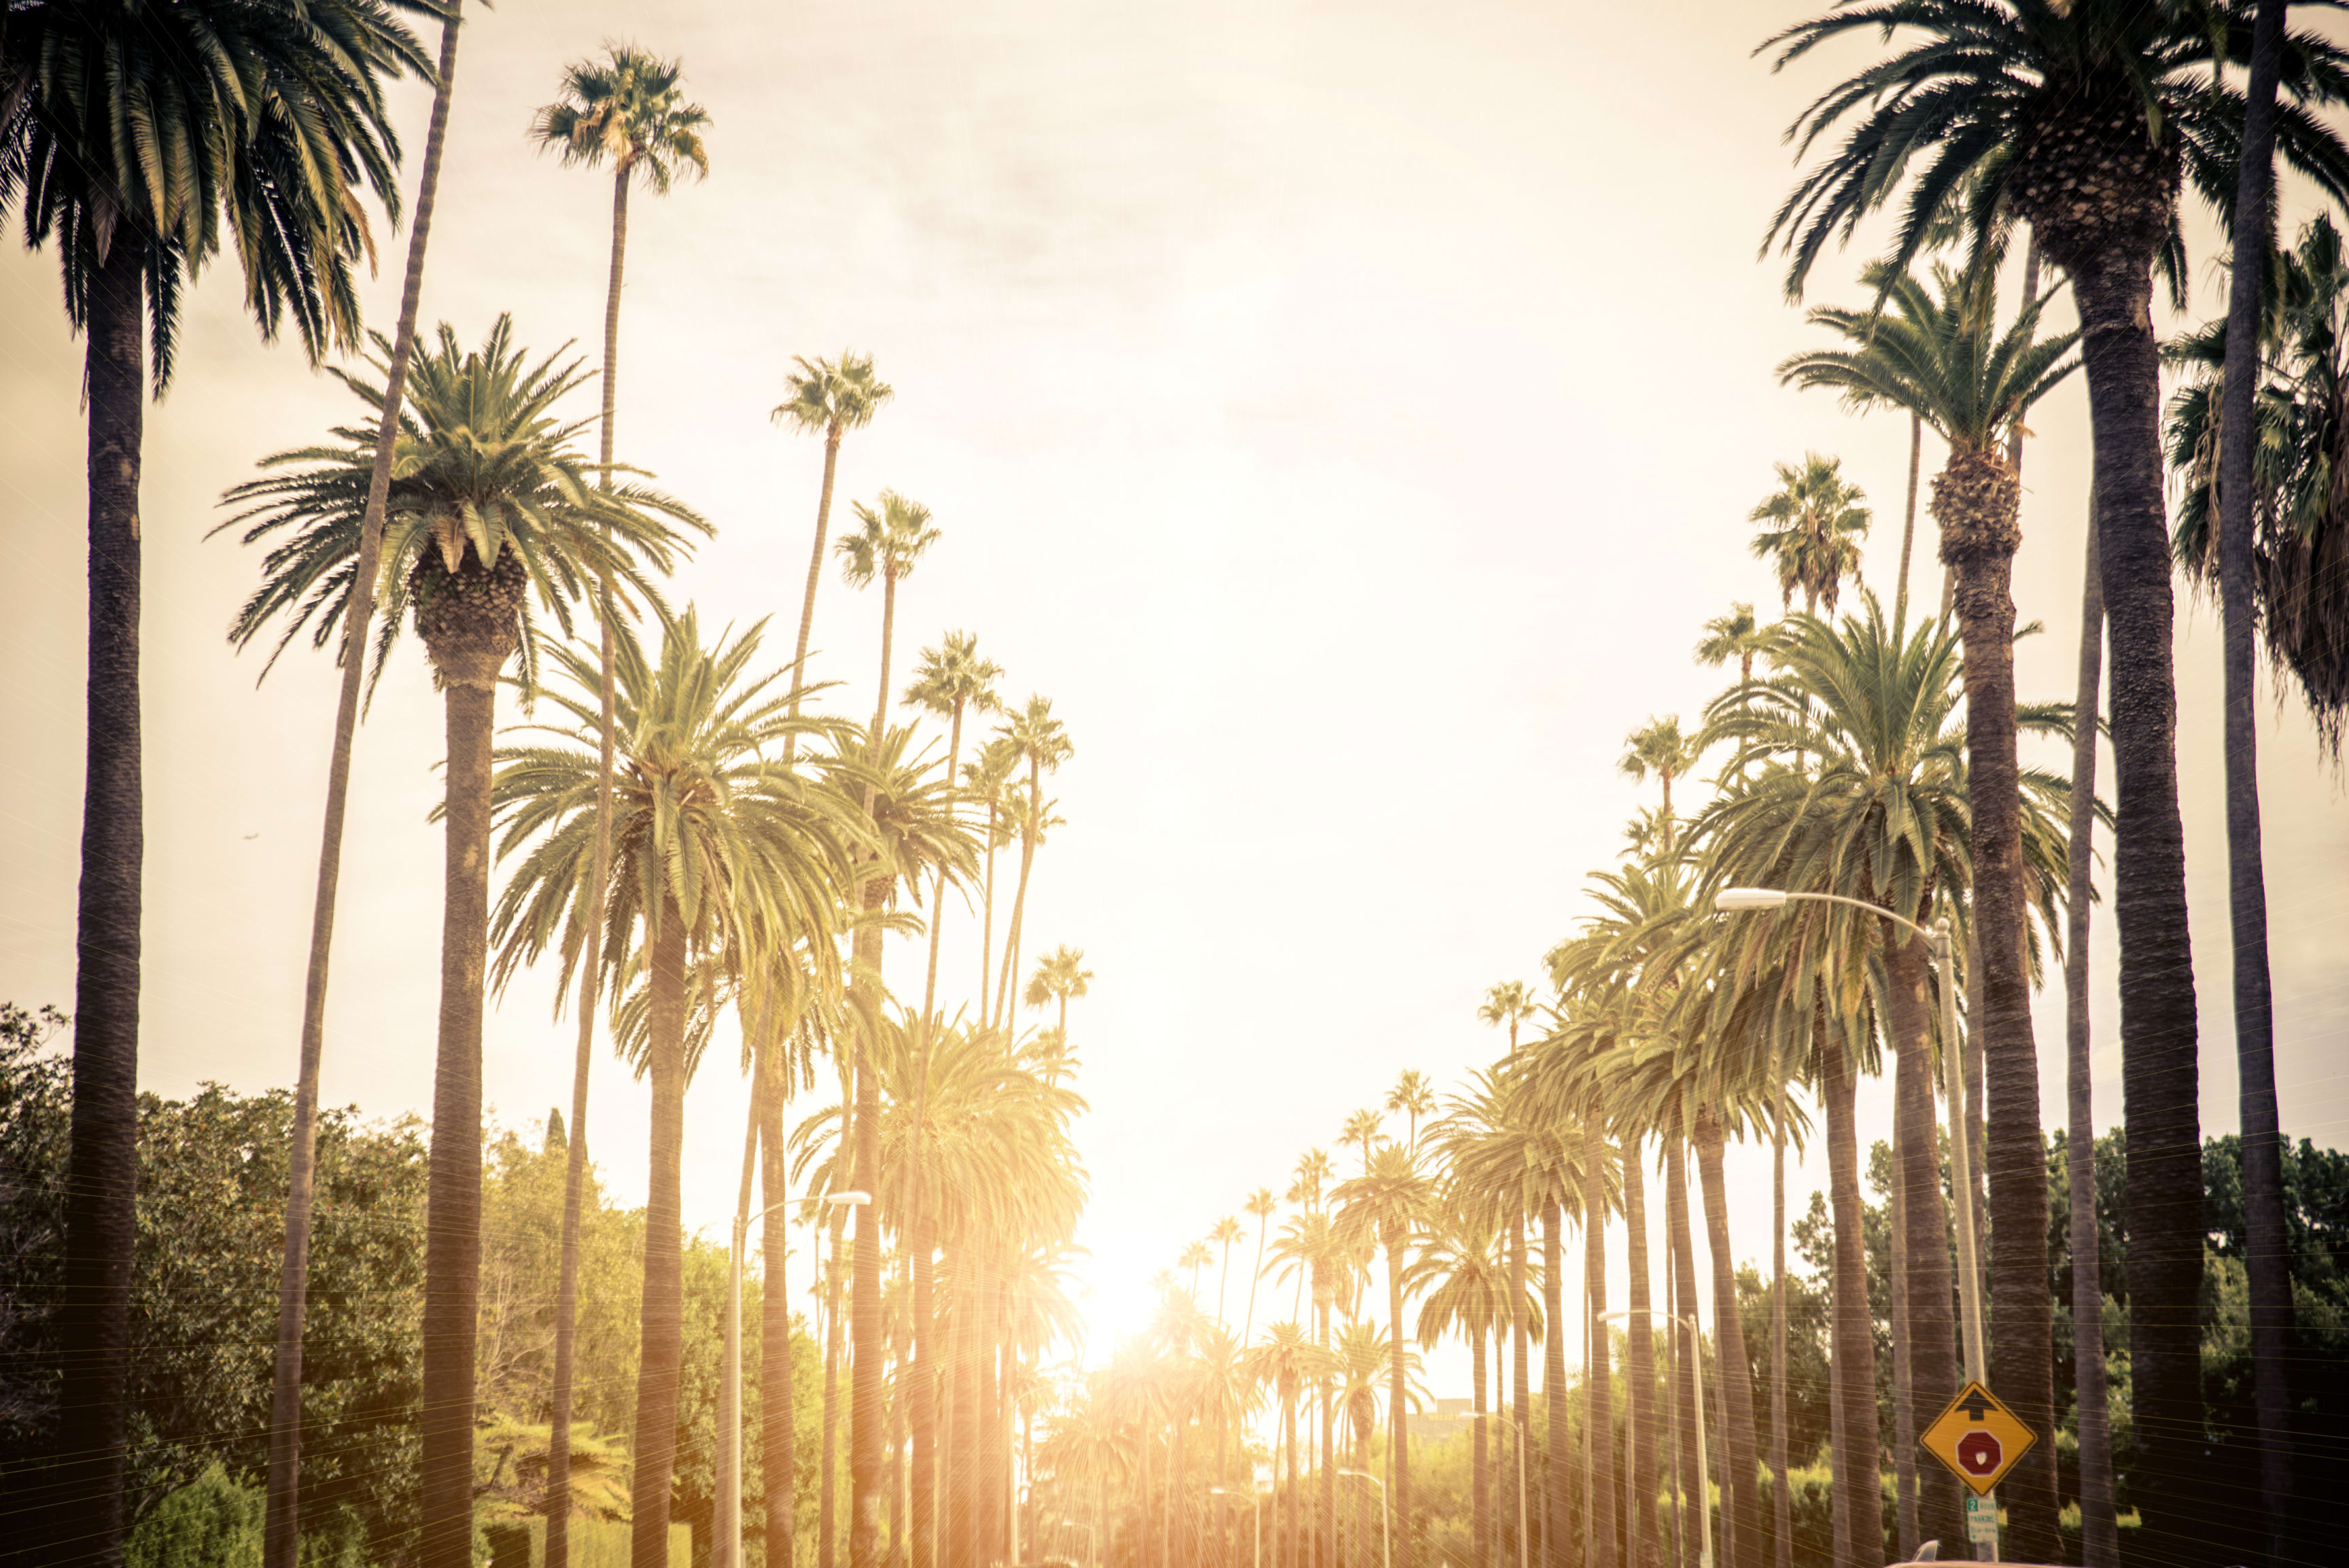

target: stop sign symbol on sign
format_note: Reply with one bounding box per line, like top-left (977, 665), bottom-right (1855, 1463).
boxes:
top-left (1957, 1431), bottom-right (2002, 1477)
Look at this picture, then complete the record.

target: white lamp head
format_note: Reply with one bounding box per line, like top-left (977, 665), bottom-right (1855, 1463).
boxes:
top-left (1714, 888), bottom-right (1789, 911)
top-left (825, 1190), bottom-right (873, 1207)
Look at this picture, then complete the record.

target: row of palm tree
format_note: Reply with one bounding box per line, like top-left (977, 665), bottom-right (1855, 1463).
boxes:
top-left (205, 24), bottom-right (1096, 1568)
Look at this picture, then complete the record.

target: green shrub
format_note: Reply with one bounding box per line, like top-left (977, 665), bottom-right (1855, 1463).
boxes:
top-left (126, 1464), bottom-right (262, 1568)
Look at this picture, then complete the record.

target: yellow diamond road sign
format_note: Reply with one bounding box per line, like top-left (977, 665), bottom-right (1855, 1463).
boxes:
top-left (1920, 1380), bottom-right (2037, 1497)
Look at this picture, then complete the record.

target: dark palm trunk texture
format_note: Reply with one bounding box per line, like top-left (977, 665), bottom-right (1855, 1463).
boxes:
top-left (1622, 1151), bottom-right (1660, 1568)
top-left (1511, 1210), bottom-right (1531, 1568)
top-left (56, 234), bottom-right (146, 1568)
top-left (628, 907), bottom-right (689, 1568)
top-left (1663, 1144), bottom-right (1703, 1568)
top-left (1695, 1112), bottom-right (1762, 1568)
top-left (2218, 3), bottom-right (2299, 1552)
top-left (418, 555), bottom-right (517, 1568)
top-left (2078, 233), bottom-right (2207, 1568)
top-left (1936, 440), bottom-right (2059, 1561)
top-left (2065, 521), bottom-right (2120, 1568)
top-left (1883, 926), bottom-right (1963, 1554)
top-left (1582, 1123), bottom-right (1615, 1568)
top-left (762, 1079), bottom-right (798, 1568)
top-left (1820, 1048), bottom-right (1878, 1568)
top-left (852, 893), bottom-right (887, 1568)
top-left (1540, 1202), bottom-right (1567, 1568)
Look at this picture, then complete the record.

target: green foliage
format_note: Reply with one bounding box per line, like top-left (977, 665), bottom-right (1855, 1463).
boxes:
top-left (124, 1464), bottom-right (262, 1568)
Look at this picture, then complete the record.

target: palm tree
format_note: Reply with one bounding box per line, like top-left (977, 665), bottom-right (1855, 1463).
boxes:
top-left (1209, 1217), bottom-right (1247, 1329)
top-left (1026, 947), bottom-right (1096, 1036)
top-left (1342, 1109), bottom-right (1384, 1175)
top-left (992, 697), bottom-right (1075, 1028)
top-left (2167, 215), bottom-right (2349, 1547)
top-left (1693, 602), bottom-right (1773, 687)
top-left (530, 45), bottom-right (709, 489)
top-left (1746, 454), bottom-right (1870, 614)
top-left (6, 5), bottom-right (423, 1554)
top-left (249, 8), bottom-right (466, 1563)
top-left (221, 317), bottom-right (700, 1567)
top-left (2061, 520), bottom-right (2119, 1568)
top-left (1242, 1323), bottom-right (1320, 1568)
top-left (1779, 246), bottom-right (2083, 1549)
top-left (774, 353), bottom-right (896, 733)
top-left (1618, 716), bottom-right (1705, 852)
top-left (491, 609), bottom-right (863, 1568)
top-left (1408, 1214), bottom-right (1522, 1568)
top-left (1469, 983), bottom-right (1536, 1568)
top-left (905, 632), bottom-right (1006, 1017)
top-left (965, 738), bottom-right (1020, 1023)
top-left (526, 48), bottom-right (712, 1568)
top-left (1242, 1189), bottom-right (1279, 1344)
top-left (1332, 1144), bottom-right (1432, 1568)
top-left (1760, 10), bottom-right (2349, 1551)
top-left (1385, 1072), bottom-right (1437, 1150)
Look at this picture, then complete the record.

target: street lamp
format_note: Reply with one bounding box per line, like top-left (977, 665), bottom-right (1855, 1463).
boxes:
top-left (1601, 1309), bottom-right (1710, 1568)
top-left (1338, 1469), bottom-right (1391, 1568)
top-left (1711, 889), bottom-right (1987, 1384)
top-left (717, 1190), bottom-right (868, 1568)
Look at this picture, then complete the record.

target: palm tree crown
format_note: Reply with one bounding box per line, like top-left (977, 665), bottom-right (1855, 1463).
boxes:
top-left (0, 0), bottom-right (428, 382)
top-left (1748, 453), bottom-right (1870, 614)
top-left (839, 491), bottom-right (943, 589)
top-left (774, 351), bottom-right (895, 440)
top-left (530, 46), bottom-right (710, 191)
top-left (218, 316), bottom-right (704, 689)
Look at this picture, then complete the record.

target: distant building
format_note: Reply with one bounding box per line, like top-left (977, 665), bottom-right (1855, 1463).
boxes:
top-left (1407, 1396), bottom-right (1476, 1446)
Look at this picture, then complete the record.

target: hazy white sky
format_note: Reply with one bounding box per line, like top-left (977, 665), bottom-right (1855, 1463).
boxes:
top-left (2, 0), bottom-right (2344, 1395)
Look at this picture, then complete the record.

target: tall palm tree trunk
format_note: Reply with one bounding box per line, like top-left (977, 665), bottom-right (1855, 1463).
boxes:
top-left (1245, 1217), bottom-right (1268, 1345)
top-left (1385, 1239), bottom-right (1414, 1568)
top-left (2064, 521), bottom-right (2119, 1568)
top-left (950, 1259), bottom-right (979, 1568)
top-left (851, 883), bottom-right (890, 1568)
top-left (629, 907), bottom-right (690, 1568)
top-left (2217, 5), bottom-right (2299, 1551)
top-left (1936, 442), bottom-right (2058, 1560)
top-left (1883, 927), bottom-right (1962, 1555)
top-left (1510, 1213), bottom-right (1531, 1568)
top-left (416, 558), bottom-right (520, 1568)
top-left (1693, 1113), bottom-right (1761, 1568)
top-left (54, 226), bottom-right (146, 1568)
top-left (1769, 1087), bottom-right (1790, 1568)
top-left (1473, 1323), bottom-right (1492, 1568)
top-left (977, 804), bottom-right (999, 1024)
top-left (266, 18), bottom-right (464, 1567)
top-left (2070, 228), bottom-right (2205, 1568)
top-left (1623, 1150), bottom-right (1660, 1568)
top-left (908, 700), bottom-right (966, 1568)
top-left (1540, 1202), bottom-right (1569, 1568)
top-left (1819, 1047), bottom-right (1878, 1568)
top-left (1894, 412), bottom-right (1921, 624)
top-left (994, 829), bottom-right (1039, 1034)
top-left (824, 1204), bottom-right (849, 1568)
top-left (978, 1253), bottom-right (1005, 1565)
top-left (763, 1073), bottom-right (799, 1568)
top-left (1317, 1304), bottom-right (1334, 1568)
top-left (787, 423), bottom-right (845, 743)
top-left (1887, 1132), bottom-right (1914, 1564)
top-left (1583, 1124), bottom-right (1617, 1568)
top-left (1664, 1236), bottom-right (1684, 1568)
top-left (1663, 1145), bottom-right (1704, 1568)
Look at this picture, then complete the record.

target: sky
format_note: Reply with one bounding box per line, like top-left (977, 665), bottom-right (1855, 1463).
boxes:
top-left (3, 0), bottom-right (2346, 1405)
